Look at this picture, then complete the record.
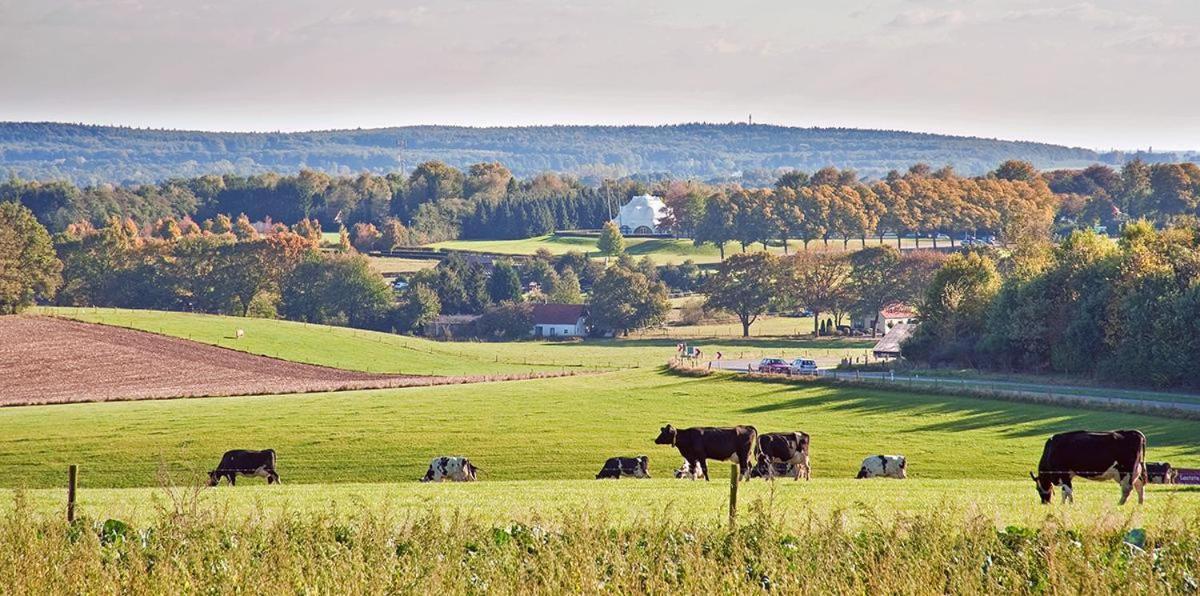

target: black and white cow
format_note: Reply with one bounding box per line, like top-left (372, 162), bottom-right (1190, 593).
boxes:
top-left (755, 432), bottom-right (811, 481)
top-left (208, 449), bottom-right (279, 486)
top-left (596, 456), bottom-right (650, 479)
top-left (655, 424), bottom-right (758, 481)
top-left (1145, 462), bottom-right (1177, 484)
top-left (421, 456), bottom-right (480, 482)
top-left (750, 460), bottom-right (798, 479)
top-left (1031, 429), bottom-right (1146, 505)
top-left (856, 455), bottom-right (906, 479)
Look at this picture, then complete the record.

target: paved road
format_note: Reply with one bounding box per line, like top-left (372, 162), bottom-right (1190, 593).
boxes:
top-left (699, 359), bottom-right (1200, 414)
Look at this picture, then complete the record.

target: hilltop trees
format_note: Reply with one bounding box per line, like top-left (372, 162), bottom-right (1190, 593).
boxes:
top-left (0, 202), bottom-right (62, 314)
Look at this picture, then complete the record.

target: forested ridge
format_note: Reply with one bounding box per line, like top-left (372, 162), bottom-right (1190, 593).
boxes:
top-left (5, 121), bottom-right (1188, 185)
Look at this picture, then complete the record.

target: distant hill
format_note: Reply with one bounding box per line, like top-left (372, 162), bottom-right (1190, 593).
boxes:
top-left (0, 121), bottom-right (1181, 185)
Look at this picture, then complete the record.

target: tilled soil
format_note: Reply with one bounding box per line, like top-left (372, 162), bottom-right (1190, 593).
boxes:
top-left (0, 316), bottom-right (558, 406)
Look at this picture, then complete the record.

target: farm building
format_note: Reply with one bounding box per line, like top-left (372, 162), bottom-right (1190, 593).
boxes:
top-left (857, 303), bottom-right (918, 336)
top-left (612, 194), bottom-right (667, 235)
top-left (531, 303), bottom-right (587, 338)
top-left (872, 322), bottom-right (915, 359)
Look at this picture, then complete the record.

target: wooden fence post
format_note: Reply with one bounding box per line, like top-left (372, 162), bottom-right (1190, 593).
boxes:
top-left (67, 464), bottom-right (78, 523)
top-left (728, 464), bottom-right (739, 526)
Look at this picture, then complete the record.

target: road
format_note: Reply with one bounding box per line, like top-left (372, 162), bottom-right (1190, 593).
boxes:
top-left (700, 359), bottom-right (1200, 414)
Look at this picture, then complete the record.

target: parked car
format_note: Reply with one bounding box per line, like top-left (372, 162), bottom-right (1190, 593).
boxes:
top-left (789, 359), bottom-right (819, 375)
top-left (757, 358), bottom-right (791, 374)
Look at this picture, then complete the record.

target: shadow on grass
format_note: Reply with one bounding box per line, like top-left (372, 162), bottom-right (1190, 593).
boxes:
top-left (733, 379), bottom-right (1200, 455)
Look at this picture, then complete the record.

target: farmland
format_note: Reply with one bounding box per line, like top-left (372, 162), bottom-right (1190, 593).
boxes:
top-left (45, 307), bottom-right (874, 371)
top-left (6, 308), bottom-right (1200, 591)
top-left (427, 234), bottom-right (927, 265)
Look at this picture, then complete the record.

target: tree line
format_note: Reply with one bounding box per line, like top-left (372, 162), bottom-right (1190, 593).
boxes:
top-left (905, 219), bottom-right (1200, 388)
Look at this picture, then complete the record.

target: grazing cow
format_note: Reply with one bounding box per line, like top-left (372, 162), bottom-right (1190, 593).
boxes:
top-left (750, 460), bottom-right (798, 479)
top-left (856, 455), bottom-right (907, 479)
top-left (1145, 462), bottom-right (1177, 484)
top-left (235, 329), bottom-right (245, 339)
top-left (208, 449), bottom-right (279, 486)
top-left (654, 424), bottom-right (758, 481)
top-left (421, 456), bottom-right (480, 482)
top-left (596, 456), bottom-right (650, 479)
top-left (1031, 430), bottom-right (1146, 505)
top-left (755, 432), bottom-right (811, 481)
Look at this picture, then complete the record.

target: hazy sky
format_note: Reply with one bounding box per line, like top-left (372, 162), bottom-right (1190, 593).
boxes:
top-left (2, 0), bottom-right (1198, 149)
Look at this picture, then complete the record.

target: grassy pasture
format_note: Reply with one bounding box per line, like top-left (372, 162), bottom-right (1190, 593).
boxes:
top-left (2, 368), bottom-right (1198, 490)
top-left (428, 235), bottom-right (929, 265)
top-left (366, 255), bottom-right (438, 275)
top-left (44, 308), bottom-right (873, 371)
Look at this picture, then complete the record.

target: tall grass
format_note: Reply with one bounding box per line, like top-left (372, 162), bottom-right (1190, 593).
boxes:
top-left (2, 491), bottom-right (1197, 594)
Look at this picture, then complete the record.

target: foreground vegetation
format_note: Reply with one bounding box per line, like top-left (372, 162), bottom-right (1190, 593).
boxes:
top-left (3, 494), bottom-right (1198, 594)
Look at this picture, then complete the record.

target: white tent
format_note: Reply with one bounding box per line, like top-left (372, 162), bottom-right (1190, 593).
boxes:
top-left (613, 194), bottom-right (666, 234)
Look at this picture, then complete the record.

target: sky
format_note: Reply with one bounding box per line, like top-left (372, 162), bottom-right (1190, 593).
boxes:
top-left (1, 0), bottom-right (1198, 150)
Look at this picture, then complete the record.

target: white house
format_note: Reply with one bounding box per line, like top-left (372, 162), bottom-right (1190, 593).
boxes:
top-left (857, 303), bottom-right (918, 336)
top-left (612, 194), bottom-right (667, 235)
top-left (531, 303), bottom-right (587, 338)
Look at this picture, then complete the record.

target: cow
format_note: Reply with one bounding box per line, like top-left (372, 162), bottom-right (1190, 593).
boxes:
top-left (234, 328), bottom-right (245, 340)
top-left (420, 456), bottom-right (480, 482)
top-left (1145, 462), bottom-right (1177, 485)
top-left (755, 432), bottom-right (811, 481)
top-left (856, 455), bottom-right (906, 479)
top-left (654, 424), bottom-right (757, 481)
top-left (1030, 429), bottom-right (1146, 505)
top-left (750, 460), bottom-right (798, 479)
top-left (596, 456), bottom-right (650, 479)
top-left (208, 449), bottom-right (279, 486)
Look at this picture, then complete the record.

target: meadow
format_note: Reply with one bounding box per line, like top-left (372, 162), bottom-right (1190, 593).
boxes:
top-left (45, 307), bottom-right (872, 372)
top-left (428, 234), bottom-right (928, 265)
top-left (8, 307), bottom-right (1200, 592)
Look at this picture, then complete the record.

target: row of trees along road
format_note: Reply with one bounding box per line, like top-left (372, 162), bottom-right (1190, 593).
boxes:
top-left (701, 246), bottom-right (947, 337)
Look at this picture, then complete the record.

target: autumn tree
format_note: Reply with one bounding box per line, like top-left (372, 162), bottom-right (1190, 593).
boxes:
top-left (784, 251), bottom-right (852, 335)
top-left (597, 221), bottom-right (625, 256)
top-left (588, 264), bottom-right (669, 336)
top-left (703, 252), bottom-right (781, 337)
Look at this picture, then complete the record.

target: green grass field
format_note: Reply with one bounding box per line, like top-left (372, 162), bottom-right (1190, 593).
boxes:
top-left (429, 235), bottom-right (929, 265)
top-left (43, 307), bottom-right (872, 371)
top-left (367, 255), bottom-right (438, 275)
top-left (3, 367), bottom-right (1198, 490)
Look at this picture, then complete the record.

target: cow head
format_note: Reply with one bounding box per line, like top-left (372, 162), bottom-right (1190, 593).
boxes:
top-left (207, 471), bottom-right (221, 487)
top-left (1030, 472), bottom-right (1052, 504)
top-left (636, 455), bottom-right (650, 477)
top-left (654, 425), bottom-right (677, 446)
top-left (420, 467), bottom-right (435, 483)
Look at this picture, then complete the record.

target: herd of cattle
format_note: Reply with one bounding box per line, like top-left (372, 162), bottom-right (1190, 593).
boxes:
top-left (208, 426), bottom-right (1181, 504)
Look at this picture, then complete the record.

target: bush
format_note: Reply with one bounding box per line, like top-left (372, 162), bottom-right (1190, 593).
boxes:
top-left (477, 301), bottom-right (533, 340)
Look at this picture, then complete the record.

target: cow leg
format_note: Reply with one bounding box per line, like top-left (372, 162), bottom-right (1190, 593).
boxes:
top-left (1060, 482), bottom-right (1073, 504)
top-left (228, 473), bottom-right (236, 486)
top-left (1134, 465), bottom-right (1146, 504)
top-left (1118, 473), bottom-right (1133, 506)
top-left (699, 459), bottom-right (710, 481)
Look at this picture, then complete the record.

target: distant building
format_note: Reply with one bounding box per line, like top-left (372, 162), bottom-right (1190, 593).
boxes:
top-left (612, 194), bottom-right (667, 235)
top-left (530, 303), bottom-right (587, 338)
top-left (857, 303), bottom-right (918, 336)
top-left (424, 315), bottom-right (481, 339)
top-left (873, 322), bottom-right (916, 359)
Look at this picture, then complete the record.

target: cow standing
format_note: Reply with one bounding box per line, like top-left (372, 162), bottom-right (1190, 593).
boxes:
top-left (1031, 429), bottom-right (1146, 505)
top-left (596, 456), bottom-right (650, 479)
top-left (208, 449), bottom-right (279, 486)
top-left (856, 455), bottom-right (906, 479)
top-left (755, 432), bottom-right (811, 481)
top-left (654, 424), bottom-right (757, 481)
top-left (421, 456), bottom-right (480, 482)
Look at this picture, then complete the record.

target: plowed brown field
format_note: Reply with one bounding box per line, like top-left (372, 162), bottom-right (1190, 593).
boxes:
top-left (0, 316), bottom-right (561, 406)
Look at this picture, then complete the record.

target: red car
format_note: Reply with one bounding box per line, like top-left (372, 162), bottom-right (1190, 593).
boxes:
top-left (757, 358), bottom-right (791, 374)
